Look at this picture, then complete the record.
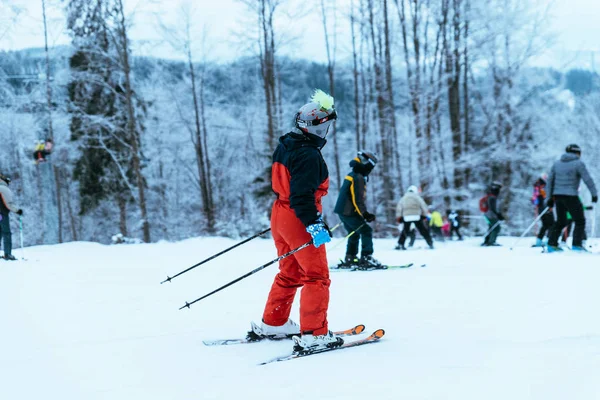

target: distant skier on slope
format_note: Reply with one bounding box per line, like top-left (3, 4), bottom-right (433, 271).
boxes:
top-left (447, 209), bottom-right (463, 241)
top-left (248, 89), bottom-right (344, 352)
top-left (531, 174), bottom-right (554, 247)
top-left (481, 181), bottom-right (504, 246)
top-left (0, 172), bottom-right (24, 261)
top-left (333, 151), bottom-right (384, 270)
top-left (395, 185), bottom-right (434, 250)
top-left (545, 144), bottom-right (597, 252)
top-left (429, 208), bottom-right (445, 242)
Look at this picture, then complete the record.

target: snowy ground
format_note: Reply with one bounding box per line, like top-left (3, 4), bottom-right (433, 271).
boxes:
top-left (1, 234), bottom-right (600, 400)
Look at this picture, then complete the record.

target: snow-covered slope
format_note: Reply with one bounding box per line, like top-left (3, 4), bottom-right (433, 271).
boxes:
top-left (1, 236), bottom-right (599, 400)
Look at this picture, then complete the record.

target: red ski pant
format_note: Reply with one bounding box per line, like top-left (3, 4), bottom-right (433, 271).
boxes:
top-left (262, 201), bottom-right (330, 336)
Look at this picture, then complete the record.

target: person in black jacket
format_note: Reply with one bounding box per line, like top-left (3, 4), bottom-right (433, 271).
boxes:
top-left (334, 151), bottom-right (383, 269)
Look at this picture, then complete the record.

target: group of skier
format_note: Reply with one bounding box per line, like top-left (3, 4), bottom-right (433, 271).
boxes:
top-left (480, 144), bottom-right (598, 250)
top-left (245, 90), bottom-right (599, 354)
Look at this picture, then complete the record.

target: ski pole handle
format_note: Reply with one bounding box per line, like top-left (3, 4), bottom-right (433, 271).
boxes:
top-left (162, 227), bottom-right (271, 284)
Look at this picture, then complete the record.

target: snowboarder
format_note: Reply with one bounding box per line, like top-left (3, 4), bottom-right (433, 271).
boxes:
top-left (0, 172), bottom-right (24, 261)
top-left (249, 89), bottom-right (344, 352)
top-left (333, 151), bottom-right (383, 270)
top-left (481, 181), bottom-right (504, 246)
top-left (395, 185), bottom-right (434, 249)
top-left (447, 209), bottom-right (463, 240)
top-left (429, 209), bottom-right (445, 241)
top-left (531, 175), bottom-right (554, 247)
top-left (546, 144), bottom-right (597, 252)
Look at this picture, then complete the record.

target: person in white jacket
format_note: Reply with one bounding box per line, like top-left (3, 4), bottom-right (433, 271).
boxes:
top-left (395, 185), bottom-right (434, 250)
top-left (0, 173), bottom-right (24, 261)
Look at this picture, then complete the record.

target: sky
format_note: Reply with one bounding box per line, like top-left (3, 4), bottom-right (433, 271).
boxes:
top-left (0, 0), bottom-right (599, 71)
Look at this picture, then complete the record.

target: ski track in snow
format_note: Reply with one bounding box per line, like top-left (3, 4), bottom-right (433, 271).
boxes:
top-left (1, 237), bottom-right (599, 400)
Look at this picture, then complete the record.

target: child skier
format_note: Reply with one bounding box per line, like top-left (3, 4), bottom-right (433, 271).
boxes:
top-left (481, 181), bottom-right (504, 246)
top-left (447, 210), bottom-right (463, 240)
top-left (334, 151), bottom-right (383, 270)
top-left (248, 90), bottom-right (344, 352)
top-left (531, 175), bottom-right (554, 247)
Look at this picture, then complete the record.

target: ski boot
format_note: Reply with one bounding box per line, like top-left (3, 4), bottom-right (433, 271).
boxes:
top-left (356, 254), bottom-right (387, 270)
top-left (292, 330), bottom-right (344, 354)
top-left (571, 245), bottom-right (589, 253)
top-left (532, 238), bottom-right (544, 248)
top-left (247, 319), bottom-right (300, 341)
top-left (2, 254), bottom-right (17, 261)
top-left (336, 254), bottom-right (359, 269)
top-left (545, 245), bottom-right (564, 253)
top-left (394, 244), bottom-right (406, 250)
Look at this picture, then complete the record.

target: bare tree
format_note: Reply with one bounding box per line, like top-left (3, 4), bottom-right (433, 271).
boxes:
top-left (320, 0), bottom-right (342, 188)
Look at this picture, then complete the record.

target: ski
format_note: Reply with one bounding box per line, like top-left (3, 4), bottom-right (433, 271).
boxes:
top-left (203, 324), bottom-right (366, 346)
top-left (330, 263), bottom-right (414, 271)
top-left (259, 328), bottom-right (385, 365)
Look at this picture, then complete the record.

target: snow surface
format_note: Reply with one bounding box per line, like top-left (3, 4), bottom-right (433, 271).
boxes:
top-left (1, 235), bottom-right (600, 400)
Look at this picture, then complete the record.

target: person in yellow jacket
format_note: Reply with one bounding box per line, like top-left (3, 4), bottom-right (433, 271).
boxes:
top-left (429, 209), bottom-right (445, 242)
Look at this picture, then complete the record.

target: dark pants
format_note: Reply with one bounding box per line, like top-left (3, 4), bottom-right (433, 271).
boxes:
top-left (548, 196), bottom-right (586, 247)
top-left (450, 225), bottom-right (463, 240)
top-left (484, 217), bottom-right (501, 245)
top-left (398, 224), bottom-right (416, 247)
top-left (339, 214), bottom-right (373, 257)
top-left (0, 213), bottom-right (12, 256)
top-left (536, 212), bottom-right (555, 240)
top-left (399, 220), bottom-right (433, 247)
top-left (430, 226), bottom-right (445, 241)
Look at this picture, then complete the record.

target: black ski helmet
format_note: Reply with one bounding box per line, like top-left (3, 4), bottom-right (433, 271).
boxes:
top-left (357, 150), bottom-right (378, 166)
top-left (489, 181), bottom-right (502, 194)
top-left (566, 144), bottom-right (582, 155)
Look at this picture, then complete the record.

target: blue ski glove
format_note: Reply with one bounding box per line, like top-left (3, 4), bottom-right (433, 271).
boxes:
top-left (306, 218), bottom-right (331, 248)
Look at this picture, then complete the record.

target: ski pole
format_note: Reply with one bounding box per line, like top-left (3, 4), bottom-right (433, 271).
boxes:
top-left (592, 205), bottom-right (597, 239)
top-left (19, 216), bottom-right (25, 260)
top-left (161, 227), bottom-right (271, 284)
top-left (481, 220), bottom-right (502, 239)
top-left (509, 207), bottom-right (550, 250)
top-left (327, 223), bottom-right (366, 251)
top-left (179, 223), bottom-right (341, 310)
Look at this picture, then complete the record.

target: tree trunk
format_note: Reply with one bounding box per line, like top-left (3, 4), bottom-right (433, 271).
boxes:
top-left (188, 46), bottom-right (214, 233)
top-left (116, 0), bottom-right (150, 243)
top-left (320, 0), bottom-right (342, 189)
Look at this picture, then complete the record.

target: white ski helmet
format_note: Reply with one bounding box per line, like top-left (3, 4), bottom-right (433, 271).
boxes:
top-left (407, 185), bottom-right (418, 193)
top-left (295, 89), bottom-right (337, 139)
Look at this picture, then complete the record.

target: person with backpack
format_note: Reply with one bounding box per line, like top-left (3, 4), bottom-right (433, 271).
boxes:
top-left (546, 144), bottom-right (597, 252)
top-left (531, 174), bottom-right (555, 247)
top-left (447, 209), bottom-right (463, 240)
top-left (0, 172), bottom-right (24, 261)
top-left (334, 151), bottom-right (384, 270)
top-left (395, 185), bottom-right (434, 250)
top-left (480, 181), bottom-right (504, 246)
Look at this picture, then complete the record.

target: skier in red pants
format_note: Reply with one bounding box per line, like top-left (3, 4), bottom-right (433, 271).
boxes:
top-left (248, 89), bottom-right (344, 352)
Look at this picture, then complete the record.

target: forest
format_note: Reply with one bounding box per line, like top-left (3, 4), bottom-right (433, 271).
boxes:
top-left (0, 0), bottom-right (599, 245)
